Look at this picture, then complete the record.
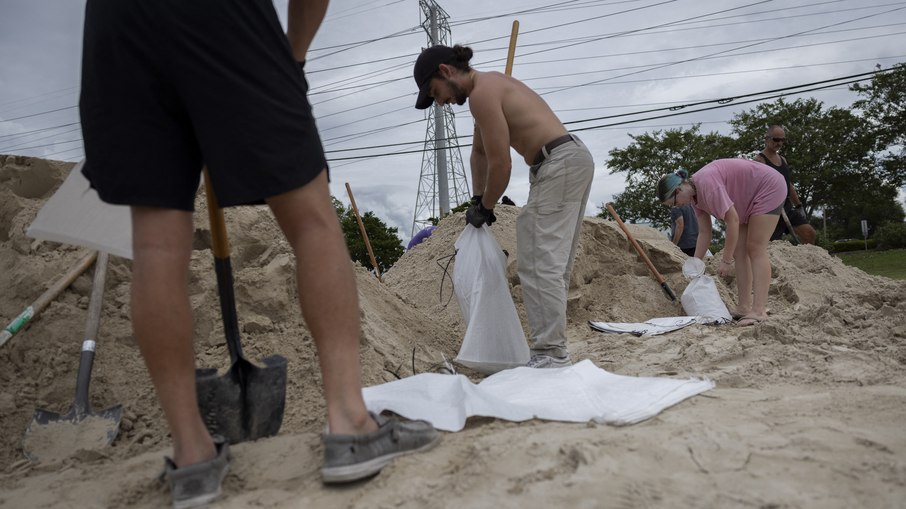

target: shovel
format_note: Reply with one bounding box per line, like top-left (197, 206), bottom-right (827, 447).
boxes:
top-left (780, 209), bottom-right (801, 245)
top-left (22, 251), bottom-right (122, 462)
top-left (606, 203), bottom-right (677, 301)
top-left (195, 168), bottom-right (287, 444)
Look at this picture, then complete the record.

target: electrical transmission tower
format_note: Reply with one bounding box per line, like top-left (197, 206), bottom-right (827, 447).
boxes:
top-left (411, 0), bottom-right (470, 237)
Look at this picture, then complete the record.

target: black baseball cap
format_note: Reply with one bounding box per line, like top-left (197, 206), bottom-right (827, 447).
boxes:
top-left (413, 45), bottom-right (454, 110)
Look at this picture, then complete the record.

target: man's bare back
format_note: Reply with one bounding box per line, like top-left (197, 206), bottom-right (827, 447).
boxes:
top-left (470, 71), bottom-right (567, 165)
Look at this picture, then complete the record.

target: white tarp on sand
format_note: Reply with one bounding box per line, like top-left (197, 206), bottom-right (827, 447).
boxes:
top-left (363, 359), bottom-right (714, 432)
top-left (26, 159), bottom-right (133, 259)
top-left (588, 316), bottom-right (700, 336)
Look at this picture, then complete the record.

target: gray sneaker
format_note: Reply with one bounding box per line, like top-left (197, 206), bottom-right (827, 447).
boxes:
top-left (526, 353), bottom-right (572, 369)
top-left (322, 412), bottom-right (440, 483)
top-left (161, 435), bottom-right (231, 509)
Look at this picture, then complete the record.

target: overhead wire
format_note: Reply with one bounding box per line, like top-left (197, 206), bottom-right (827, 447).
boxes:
top-left (320, 68), bottom-right (889, 159)
top-left (4, 0), bottom-right (901, 163)
top-left (542, 4), bottom-right (906, 95)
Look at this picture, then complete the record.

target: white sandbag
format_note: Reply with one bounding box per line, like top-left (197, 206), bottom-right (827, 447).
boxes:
top-left (588, 316), bottom-right (698, 336)
top-left (453, 226), bottom-right (530, 374)
top-left (680, 257), bottom-right (731, 324)
top-left (363, 359), bottom-right (715, 432)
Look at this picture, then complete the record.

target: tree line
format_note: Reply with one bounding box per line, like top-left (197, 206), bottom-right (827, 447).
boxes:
top-left (601, 62), bottom-right (906, 245)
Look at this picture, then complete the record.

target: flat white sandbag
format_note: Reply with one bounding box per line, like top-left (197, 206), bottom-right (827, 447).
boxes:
top-left (588, 316), bottom-right (698, 336)
top-left (362, 359), bottom-right (715, 432)
top-left (453, 226), bottom-right (530, 374)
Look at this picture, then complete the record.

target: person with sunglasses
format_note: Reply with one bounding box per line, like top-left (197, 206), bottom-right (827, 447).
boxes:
top-left (656, 159), bottom-right (787, 326)
top-left (753, 125), bottom-right (817, 244)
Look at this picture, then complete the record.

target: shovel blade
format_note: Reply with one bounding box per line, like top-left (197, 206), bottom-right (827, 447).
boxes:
top-left (196, 354), bottom-right (287, 444)
top-left (23, 404), bottom-right (123, 463)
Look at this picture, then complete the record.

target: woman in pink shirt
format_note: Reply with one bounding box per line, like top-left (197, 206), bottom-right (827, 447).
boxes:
top-left (656, 159), bottom-right (786, 326)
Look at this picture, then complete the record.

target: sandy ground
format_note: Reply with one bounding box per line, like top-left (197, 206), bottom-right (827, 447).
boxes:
top-left (1, 155), bottom-right (904, 508)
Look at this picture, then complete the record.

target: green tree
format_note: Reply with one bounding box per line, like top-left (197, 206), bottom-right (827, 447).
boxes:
top-left (729, 97), bottom-right (898, 238)
top-left (601, 125), bottom-right (734, 229)
top-left (851, 63), bottom-right (906, 188)
top-left (332, 198), bottom-right (404, 273)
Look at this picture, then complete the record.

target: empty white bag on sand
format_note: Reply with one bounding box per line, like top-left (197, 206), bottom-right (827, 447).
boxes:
top-left (453, 226), bottom-right (530, 374)
top-left (681, 257), bottom-right (731, 324)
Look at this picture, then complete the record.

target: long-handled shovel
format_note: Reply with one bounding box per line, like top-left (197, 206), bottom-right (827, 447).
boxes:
top-left (780, 209), bottom-right (801, 245)
top-left (195, 169), bottom-right (287, 444)
top-left (1, 251), bottom-right (97, 348)
top-left (606, 203), bottom-right (676, 301)
top-left (22, 251), bottom-right (122, 462)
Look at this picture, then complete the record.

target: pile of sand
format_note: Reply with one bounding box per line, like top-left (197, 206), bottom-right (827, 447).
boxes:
top-left (1, 156), bottom-right (904, 508)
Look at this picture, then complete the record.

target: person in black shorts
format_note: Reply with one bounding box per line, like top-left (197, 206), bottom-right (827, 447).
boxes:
top-left (80, 1), bottom-right (438, 507)
top-left (753, 125), bottom-right (817, 244)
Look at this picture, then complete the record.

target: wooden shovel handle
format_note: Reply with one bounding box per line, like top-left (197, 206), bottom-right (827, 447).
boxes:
top-left (606, 203), bottom-right (676, 301)
top-left (202, 168), bottom-right (230, 259)
top-left (1, 251), bottom-right (98, 348)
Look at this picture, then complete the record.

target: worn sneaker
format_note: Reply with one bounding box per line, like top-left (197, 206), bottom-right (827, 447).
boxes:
top-left (526, 353), bottom-right (572, 369)
top-left (322, 412), bottom-right (440, 483)
top-left (161, 435), bottom-right (231, 509)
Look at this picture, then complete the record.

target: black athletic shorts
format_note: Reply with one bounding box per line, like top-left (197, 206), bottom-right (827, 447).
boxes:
top-left (79, 0), bottom-right (328, 211)
top-left (770, 200), bottom-right (808, 240)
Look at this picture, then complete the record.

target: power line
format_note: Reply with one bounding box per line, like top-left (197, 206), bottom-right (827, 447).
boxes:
top-left (321, 68), bottom-right (888, 160)
top-left (542, 4), bottom-right (906, 95)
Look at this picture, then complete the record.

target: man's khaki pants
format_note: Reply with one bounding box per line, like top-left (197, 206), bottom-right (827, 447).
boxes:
top-left (517, 136), bottom-right (594, 358)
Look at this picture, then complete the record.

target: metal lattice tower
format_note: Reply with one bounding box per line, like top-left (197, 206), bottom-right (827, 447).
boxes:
top-left (411, 0), bottom-right (470, 238)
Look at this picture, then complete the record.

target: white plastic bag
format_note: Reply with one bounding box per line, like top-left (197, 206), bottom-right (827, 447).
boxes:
top-left (680, 257), bottom-right (732, 324)
top-left (453, 226), bottom-right (530, 374)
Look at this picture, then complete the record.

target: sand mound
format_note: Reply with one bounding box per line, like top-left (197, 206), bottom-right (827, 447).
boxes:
top-left (1, 156), bottom-right (904, 508)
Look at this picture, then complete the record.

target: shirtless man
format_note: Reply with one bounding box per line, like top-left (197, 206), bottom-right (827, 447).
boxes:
top-left (753, 125), bottom-right (817, 244)
top-left (413, 45), bottom-right (595, 368)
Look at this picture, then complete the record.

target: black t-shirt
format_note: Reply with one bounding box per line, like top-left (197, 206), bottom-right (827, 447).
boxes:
top-left (757, 152), bottom-right (791, 187)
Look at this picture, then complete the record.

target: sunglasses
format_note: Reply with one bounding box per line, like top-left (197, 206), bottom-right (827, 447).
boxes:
top-left (771, 137), bottom-right (785, 142)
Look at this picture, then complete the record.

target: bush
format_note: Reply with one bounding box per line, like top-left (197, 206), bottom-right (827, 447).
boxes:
top-left (874, 222), bottom-right (906, 250)
top-left (831, 238), bottom-right (877, 253)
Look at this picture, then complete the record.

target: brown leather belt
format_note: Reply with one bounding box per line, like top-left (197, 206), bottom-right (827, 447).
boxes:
top-left (532, 134), bottom-right (575, 165)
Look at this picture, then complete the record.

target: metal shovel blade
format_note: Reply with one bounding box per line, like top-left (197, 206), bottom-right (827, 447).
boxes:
top-left (197, 169), bottom-right (288, 444)
top-left (196, 353), bottom-right (287, 444)
top-left (23, 340), bottom-right (123, 463)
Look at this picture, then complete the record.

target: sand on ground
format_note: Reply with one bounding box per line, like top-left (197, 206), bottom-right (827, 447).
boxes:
top-left (1, 155), bottom-right (904, 508)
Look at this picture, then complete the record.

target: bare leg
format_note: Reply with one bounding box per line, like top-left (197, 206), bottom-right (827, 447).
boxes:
top-left (131, 207), bottom-right (215, 467)
top-left (745, 214), bottom-right (778, 320)
top-left (732, 224), bottom-right (752, 317)
top-left (266, 171), bottom-right (376, 436)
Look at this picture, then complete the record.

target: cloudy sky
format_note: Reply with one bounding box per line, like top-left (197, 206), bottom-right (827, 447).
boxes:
top-left (1, 0), bottom-right (904, 243)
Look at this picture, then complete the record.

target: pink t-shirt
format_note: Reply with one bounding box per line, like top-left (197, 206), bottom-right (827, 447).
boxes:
top-left (690, 159), bottom-right (787, 224)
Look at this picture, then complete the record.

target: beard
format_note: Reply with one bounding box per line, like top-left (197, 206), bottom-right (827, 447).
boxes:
top-left (445, 78), bottom-right (468, 105)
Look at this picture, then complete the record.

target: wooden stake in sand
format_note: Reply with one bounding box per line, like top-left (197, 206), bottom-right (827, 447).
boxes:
top-left (345, 182), bottom-right (382, 282)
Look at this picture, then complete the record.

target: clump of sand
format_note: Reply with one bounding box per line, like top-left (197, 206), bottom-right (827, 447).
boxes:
top-left (1, 156), bottom-right (904, 509)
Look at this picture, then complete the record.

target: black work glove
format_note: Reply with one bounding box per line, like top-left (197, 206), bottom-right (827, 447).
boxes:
top-left (466, 202), bottom-right (496, 228)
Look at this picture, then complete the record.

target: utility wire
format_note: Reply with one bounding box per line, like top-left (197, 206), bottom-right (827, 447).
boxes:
top-left (321, 68), bottom-right (887, 159)
top-left (543, 4), bottom-right (906, 95)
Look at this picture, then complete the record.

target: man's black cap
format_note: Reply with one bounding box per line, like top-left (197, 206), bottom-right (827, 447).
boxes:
top-left (413, 45), bottom-right (454, 110)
